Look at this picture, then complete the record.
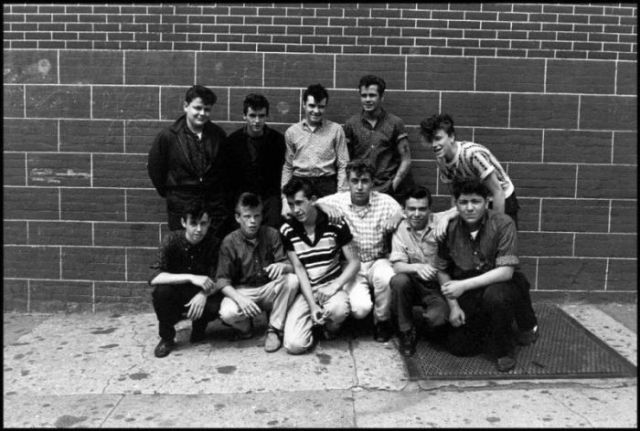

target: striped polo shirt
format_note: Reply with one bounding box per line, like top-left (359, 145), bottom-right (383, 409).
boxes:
top-left (280, 209), bottom-right (353, 287)
top-left (436, 141), bottom-right (514, 198)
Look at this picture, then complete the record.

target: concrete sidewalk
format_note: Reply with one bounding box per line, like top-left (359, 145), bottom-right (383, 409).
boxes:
top-left (3, 302), bottom-right (637, 428)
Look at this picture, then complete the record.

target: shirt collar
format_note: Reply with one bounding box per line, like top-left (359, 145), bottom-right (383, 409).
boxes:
top-left (402, 213), bottom-right (435, 237)
top-left (360, 107), bottom-right (386, 123)
top-left (443, 141), bottom-right (462, 167)
top-left (302, 118), bottom-right (324, 131)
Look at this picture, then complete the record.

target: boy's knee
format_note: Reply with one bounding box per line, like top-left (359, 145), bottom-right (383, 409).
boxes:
top-left (390, 273), bottom-right (412, 292)
top-left (152, 284), bottom-right (174, 302)
top-left (284, 338), bottom-right (312, 355)
top-left (284, 273), bottom-right (299, 292)
top-left (424, 307), bottom-right (447, 329)
top-left (350, 301), bottom-right (372, 320)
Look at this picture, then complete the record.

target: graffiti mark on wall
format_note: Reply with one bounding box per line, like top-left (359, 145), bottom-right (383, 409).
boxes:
top-left (30, 168), bottom-right (91, 184)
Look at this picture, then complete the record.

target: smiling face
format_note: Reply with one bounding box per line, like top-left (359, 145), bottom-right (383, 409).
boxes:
top-left (183, 97), bottom-right (212, 132)
top-left (235, 205), bottom-right (263, 239)
top-left (243, 106), bottom-right (268, 137)
top-left (359, 84), bottom-right (383, 115)
top-left (404, 197), bottom-right (430, 231)
top-left (181, 213), bottom-right (211, 245)
top-left (287, 190), bottom-right (317, 225)
top-left (426, 128), bottom-right (456, 161)
top-left (455, 192), bottom-right (489, 230)
top-left (303, 95), bottom-right (327, 127)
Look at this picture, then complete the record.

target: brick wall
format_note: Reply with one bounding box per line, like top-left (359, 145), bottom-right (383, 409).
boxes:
top-left (3, 3), bottom-right (637, 312)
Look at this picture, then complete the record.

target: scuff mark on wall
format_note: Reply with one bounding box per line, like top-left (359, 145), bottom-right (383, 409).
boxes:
top-left (30, 168), bottom-right (91, 184)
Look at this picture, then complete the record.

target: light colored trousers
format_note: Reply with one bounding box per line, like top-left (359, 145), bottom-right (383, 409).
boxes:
top-left (283, 282), bottom-right (350, 355)
top-left (344, 258), bottom-right (394, 323)
top-left (219, 274), bottom-right (299, 333)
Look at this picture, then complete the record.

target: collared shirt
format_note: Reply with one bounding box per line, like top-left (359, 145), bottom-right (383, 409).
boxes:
top-left (343, 108), bottom-right (408, 189)
top-left (183, 126), bottom-right (210, 178)
top-left (434, 211), bottom-right (519, 280)
top-left (216, 226), bottom-right (287, 288)
top-left (149, 230), bottom-right (220, 283)
top-left (317, 191), bottom-right (401, 263)
top-left (282, 119), bottom-right (349, 192)
top-left (389, 212), bottom-right (445, 265)
top-left (436, 141), bottom-right (515, 198)
top-left (280, 209), bottom-right (353, 287)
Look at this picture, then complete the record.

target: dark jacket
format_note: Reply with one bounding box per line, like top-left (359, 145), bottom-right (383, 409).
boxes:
top-left (225, 125), bottom-right (285, 200)
top-left (147, 114), bottom-right (229, 200)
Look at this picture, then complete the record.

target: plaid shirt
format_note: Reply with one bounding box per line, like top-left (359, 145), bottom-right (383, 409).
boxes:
top-left (317, 191), bottom-right (401, 263)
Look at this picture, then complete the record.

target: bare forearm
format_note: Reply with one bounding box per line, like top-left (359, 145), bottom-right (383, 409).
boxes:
top-left (393, 261), bottom-right (417, 275)
top-left (150, 272), bottom-right (193, 285)
top-left (332, 259), bottom-right (360, 288)
top-left (455, 266), bottom-right (514, 292)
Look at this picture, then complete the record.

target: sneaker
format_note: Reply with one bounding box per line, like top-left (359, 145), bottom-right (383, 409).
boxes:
top-left (374, 320), bottom-right (393, 343)
top-left (496, 354), bottom-right (516, 372)
top-left (154, 339), bottom-right (176, 358)
top-left (398, 327), bottom-right (417, 357)
top-left (264, 327), bottom-right (283, 353)
top-left (516, 325), bottom-right (539, 346)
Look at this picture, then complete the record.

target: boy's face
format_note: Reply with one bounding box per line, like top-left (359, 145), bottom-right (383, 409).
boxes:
top-left (455, 193), bottom-right (489, 229)
top-left (348, 171), bottom-right (373, 206)
top-left (235, 205), bottom-right (263, 238)
top-left (183, 97), bottom-right (212, 131)
top-left (243, 106), bottom-right (268, 136)
top-left (303, 95), bottom-right (327, 126)
top-left (181, 213), bottom-right (211, 245)
top-left (424, 128), bottom-right (456, 160)
top-left (359, 84), bottom-right (383, 114)
top-left (404, 197), bottom-right (430, 231)
top-left (287, 190), bottom-right (316, 224)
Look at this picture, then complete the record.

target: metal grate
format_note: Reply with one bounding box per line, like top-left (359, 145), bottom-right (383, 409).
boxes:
top-left (404, 303), bottom-right (637, 380)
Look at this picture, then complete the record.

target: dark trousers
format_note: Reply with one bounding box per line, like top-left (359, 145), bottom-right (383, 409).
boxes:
top-left (293, 174), bottom-right (337, 198)
top-left (151, 283), bottom-right (223, 341)
top-left (166, 190), bottom-right (231, 237)
top-left (390, 273), bottom-right (449, 333)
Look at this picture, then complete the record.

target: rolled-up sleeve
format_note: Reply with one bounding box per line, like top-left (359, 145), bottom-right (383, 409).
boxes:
top-left (215, 239), bottom-right (235, 288)
top-left (495, 217), bottom-right (519, 267)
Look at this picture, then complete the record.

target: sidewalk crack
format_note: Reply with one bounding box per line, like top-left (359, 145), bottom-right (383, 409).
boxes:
top-left (98, 394), bottom-right (125, 428)
top-left (348, 339), bottom-right (359, 388)
top-left (548, 391), bottom-right (595, 427)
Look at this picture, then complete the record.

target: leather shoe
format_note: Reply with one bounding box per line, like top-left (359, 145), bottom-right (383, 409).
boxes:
top-left (398, 327), bottom-right (417, 357)
top-left (154, 339), bottom-right (176, 358)
top-left (374, 320), bottom-right (393, 342)
top-left (516, 325), bottom-right (539, 346)
top-left (496, 354), bottom-right (516, 372)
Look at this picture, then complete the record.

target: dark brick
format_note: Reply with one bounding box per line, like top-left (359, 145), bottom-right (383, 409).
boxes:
top-left (4, 186), bottom-right (59, 220)
top-left (588, 33), bottom-right (617, 43)
top-left (575, 233), bottom-right (636, 258)
top-left (4, 221), bottom-right (28, 245)
top-left (60, 120), bottom-right (124, 153)
top-left (613, 131), bottom-right (637, 164)
top-left (476, 58), bottom-right (544, 92)
top-left (537, 258), bottom-right (606, 291)
top-left (369, 46), bottom-right (401, 55)
top-left (126, 247), bottom-right (157, 282)
top-left (228, 87), bottom-right (302, 125)
top-left (62, 247), bottom-right (125, 281)
top-left (3, 279), bottom-right (28, 312)
top-left (462, 48), bottom-right (496, 57)
top-left (4, 84), bottom-right (24, 117)
top-left (4, 245), bottom-right (60, 278)
top-left (544, 131), bottom-right (612, 164)
top-left (441, 93), bottom-right (509, 128)
top-left (26, 85), bottom-right (90, 119)
top-left (511, 94), bottom-right (579, 129)
top-left (541, 199), bottom-right (610, 232)
top-left (607, 259), bottom-right (637, 291)
top-left (61, 188), bottom-right (125, 221)
top-left (4, 152), bottom-right (26, 185)
top-left (617, 61), bottom-right (637, 95)
top-left (28, 221), bottom-right (92, 246)
top-left (125, 120), bottom-right (172, 154)
top-left (197, 52), bottom-right (262, 87)
top-left (93, 154), bottom-right (149, 188)
top-left (264, 53), bottom-right (333, 87)
top-left (29, 280), bottom-right (92, 312)
top-left (518, 232), bottom-right (573, 256)
top-left (480, 39), bottom-right (510, 48)
top-left (126, 189), bottom-right (166, 223)
top-left (509, 164), bottom-right (576, 198)
top-left (411, 160), bottom-right (440, 196)
top-left (160, 85), bottom-right (227, 122)
top-left (407, 57), bottom-right (474, 91)
top-left (473, 128), bottom-right (542, 163)
top-left (581, 95), bottom-right (637, 131)
top-left (482, 21), bottom-right (511, 30)
top-left (27, 153), bottom-right (91, 187)
top-left (94, 281), bottom-right (153, 311)
top-left (610, 200), bottom-right (637, 234)
top-left (59, 50), bottom-right (123, 85)
top-left (344, 26), bottom-right (370, 36)
top-left (577, 165), bottom-right (636, 199)
top-left (547, 60), bottom-right (615, 94)
top-left (125, 51), bottom-right (194, 86)
top-left (555, 50), bottom-right (588, 60)
top-left (92, 86), bottom-right (159, 120)
top-left (516, 198), bottom-right (541, 231)
top-left (3, 49), bottom-right (57, 84)
top-left (94, 222), bottom-right (159, 247)
top-left (511, 40), bottom-right (542, 49)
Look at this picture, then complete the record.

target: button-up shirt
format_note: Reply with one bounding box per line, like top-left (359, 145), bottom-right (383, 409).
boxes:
top-left (317, 191), bottom-right (401, 263)
top-left (389, 212), bottom-right (445, 266)
top-left (149, 230), bottom-right (220, 283)
top-left (184, 126), bottom-right (210, 178)
top-left (216, 226), bottom-right (287, 288)
top-left (434, 211), bottom-right (519, 280)
top-left (282, 119), bottom-right (349, 192)
top-left (343, 108), bottom-right (408, 190)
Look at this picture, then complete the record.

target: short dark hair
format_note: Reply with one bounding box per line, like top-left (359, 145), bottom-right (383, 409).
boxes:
top-left (404, 186), bottom-right (432, 208)
top-left (419, 113), bottom-right (455, 143)
top-left (181, 199), bottom-right (212, 222)
top-left (346, 159), bottom-right (376, 179)
top-left (358, 74), bottom-right (386, 96)
top-left (302, 83), bottom-right (329, 104)
top-left (282, 177), bottom-right (319, 200)
top-left (185, 85), bottom-right (217, 106)
top-left (243, 93), bottom-right (270, 116)
top-left (452, 179), bottom-right (490, 200)
top-left (235, 192), bottom-right (262, 213)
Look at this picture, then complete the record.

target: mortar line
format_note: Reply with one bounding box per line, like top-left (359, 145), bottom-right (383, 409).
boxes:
top-left (543, 58), bottom-right (547, 93)
top-left (57, 119), bottom-right (61, 151)
top-left (24, 152), bottom-right (28, 186)
top-left (610, 131), bottom-right (615, 163)
top-left (57, 50), bottom-right (60, 85)
top-left (603, 258), bottom-right (610, 291)
top-left (613, 59), bottom-right (618, 95)
top-left (540, 129), bottom-right (545, 162)
top-left (23, 84), bottom-right (27, 117)
top-left (574, 165), bottom-right (579, 199)
top-left (576, 94), bottom-right (581, 130)
top-left (537, 199), bottom-right (542, 231)
top-left (473, 57), bottom-right (477, 91)
top-left (26, 279), bottom-right (31, 313)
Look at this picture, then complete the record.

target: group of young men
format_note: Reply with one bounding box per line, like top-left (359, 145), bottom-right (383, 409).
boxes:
top-left (146, 76), bottom-right (538, 372)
